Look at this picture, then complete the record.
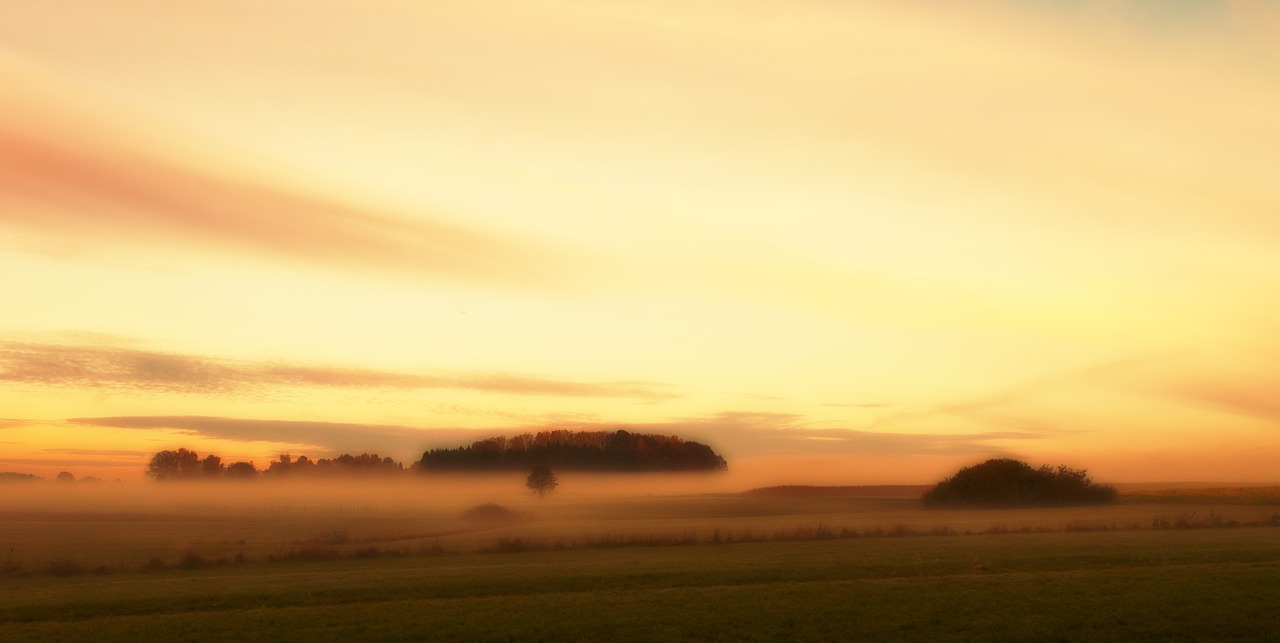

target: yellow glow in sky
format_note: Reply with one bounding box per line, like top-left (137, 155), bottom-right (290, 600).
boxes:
top-left (2, 0), bottom-right (1279, 483)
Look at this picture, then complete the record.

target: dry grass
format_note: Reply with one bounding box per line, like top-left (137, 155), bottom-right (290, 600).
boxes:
top-left (4, 480), bottom-right (1280, 641)
top-left (5, 527), bottom-right (1280, 641)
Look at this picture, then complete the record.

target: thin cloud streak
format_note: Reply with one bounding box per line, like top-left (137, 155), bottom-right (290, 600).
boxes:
top-left (0, 341), bottom-right (676, 400)
top-left (1170, 383), bottom-right (1280, 424)
top-left (678, 412), bottom-right (1062, 457)
top-left (67, 410), bottom-right (1056, 463)
top-left (40, 447), bottom-right (152, 457)
top-left (1140, 349), bottom-right (1280, 425)
top-left (0, 456), bottom-right (135, 469)
top-left (502, 410), bottom-right (1062, 458)
top-left (68, 416), bottom-right (479, 458)
top-left (865, 355), bottom-right (1163, 434)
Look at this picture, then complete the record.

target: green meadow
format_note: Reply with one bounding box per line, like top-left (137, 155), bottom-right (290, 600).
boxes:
top-left (3, 481), bottom-right (1279, 640)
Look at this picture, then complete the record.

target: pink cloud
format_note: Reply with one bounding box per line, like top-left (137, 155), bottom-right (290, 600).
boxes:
top-left (0, 55), bottom-right (568, 286)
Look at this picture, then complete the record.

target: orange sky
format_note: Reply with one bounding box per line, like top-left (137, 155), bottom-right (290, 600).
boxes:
top-left (2, 0), bottom-right (1279, 484)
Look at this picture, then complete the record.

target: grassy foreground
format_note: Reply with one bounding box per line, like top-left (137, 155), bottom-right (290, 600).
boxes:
top-left (4, 527), bottom-right (1280, 641)
top-left (3, 483), bottom-right (1279, 640)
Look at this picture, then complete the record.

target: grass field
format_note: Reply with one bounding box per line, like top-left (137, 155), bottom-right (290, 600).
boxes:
top-left (3, 480), bottom-right (1279, 640)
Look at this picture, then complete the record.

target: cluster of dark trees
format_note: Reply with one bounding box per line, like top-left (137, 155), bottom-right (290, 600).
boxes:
top-left (1, 471), bottom-right (117, 484)
top-left (145, 448), bottom-right (405, 481)
top-left (146, 448), bottom-right (259, 481)
top-left (417, 429), bottom-right (728, 473)
top-left (264, 452), bottom-right (405, 477)
top-left (922, 458), bottom-right (1117, 507)
top-left (0, 471), bottom-right (42, 483)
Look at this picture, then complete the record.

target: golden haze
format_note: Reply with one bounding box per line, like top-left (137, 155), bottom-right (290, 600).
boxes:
top-left (1, 1), bottom-right (1279, 484)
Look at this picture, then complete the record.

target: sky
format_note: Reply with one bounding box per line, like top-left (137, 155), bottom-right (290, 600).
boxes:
top-left (2, 0), bottom-right (1279, 484)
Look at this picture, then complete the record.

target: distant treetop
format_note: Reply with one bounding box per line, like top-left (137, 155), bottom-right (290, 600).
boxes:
top-left (144, 449), bottom-right (406, 481)
top-left (0, 471), bottom-right (41, 483)
top-left (266, 452), bottom-right (405, 477)
top-left (417, 429), bottom-right (728, 473)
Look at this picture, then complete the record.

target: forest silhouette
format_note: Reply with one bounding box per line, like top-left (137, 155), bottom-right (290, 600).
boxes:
top-left (145, 448), bottom-right (406, 480)
top-left (137, 430), bottom-right (727, 481)
top-left (418, 429), bottom-right (728, 473)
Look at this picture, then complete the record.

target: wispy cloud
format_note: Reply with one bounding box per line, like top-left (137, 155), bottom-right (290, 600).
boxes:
top-left (1138, 349), bottom-right (1280, 425)
top-left (67, 410), bottom-right (1043, 463)
top-left (67, 415), bottom-right (477, 457)
top-left (1169, 381), bottom-right (1280, 424)
top-left (0, 54), bottom-right (570, 287)
top-left (673, 411), bottom-right (1058, 456)
top-left (0, 340), bottom-right (676, 399)
top-left (864, 356), bottom-right (1159, 434)
top-left (499, 410), bottom-right (1057, 458)
top-left (0, 456), bottom-right (131, 469)
top-left (40, 447), bottom-right (152, 458)
top-left (261, 365), bottom-right (672, 399)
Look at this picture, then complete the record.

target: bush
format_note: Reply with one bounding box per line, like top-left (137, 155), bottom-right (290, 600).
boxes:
top-left (462, 504), bottom-right (522, 523)
top-left (922, 458), bottom-right (1116, 508)
top-left (178, 553), bottom-right (207, 570)
top-left (316, 530), bottom-right (350, 546)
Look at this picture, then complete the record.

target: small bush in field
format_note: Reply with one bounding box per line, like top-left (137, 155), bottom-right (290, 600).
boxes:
top-left (178, 553), bottom-right (206, 570)
top-left (462, 504), bottom-right (523, 523)
top-left (47, 560), bottom-right (84, 577)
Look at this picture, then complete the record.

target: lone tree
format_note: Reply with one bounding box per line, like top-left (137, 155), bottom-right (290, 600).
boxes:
top-left (526, 465), bottom-right (559, 497)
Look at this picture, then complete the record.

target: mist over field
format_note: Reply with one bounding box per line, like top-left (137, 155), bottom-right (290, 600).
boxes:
top-left (4, 470), bottom-right (1275, 558)
top-left (0, 467), bottom-right (902, 528)
top-left (5, 461), bottom-right (1280, 640)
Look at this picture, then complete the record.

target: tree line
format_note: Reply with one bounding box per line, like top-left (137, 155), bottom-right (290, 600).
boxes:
top-left (145, 448), bottom-right (406, 481)
top-left (417, 429), bottom-right (729, 473)
top-left (0, 471), bottom-right (115, 484)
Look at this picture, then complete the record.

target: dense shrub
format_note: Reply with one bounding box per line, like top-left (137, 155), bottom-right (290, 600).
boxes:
top-left (922, 458), bottom-right (1116, 507)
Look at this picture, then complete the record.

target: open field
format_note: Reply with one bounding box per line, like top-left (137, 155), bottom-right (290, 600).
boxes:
top-left (3, 480), bottom-right (1280, 640)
